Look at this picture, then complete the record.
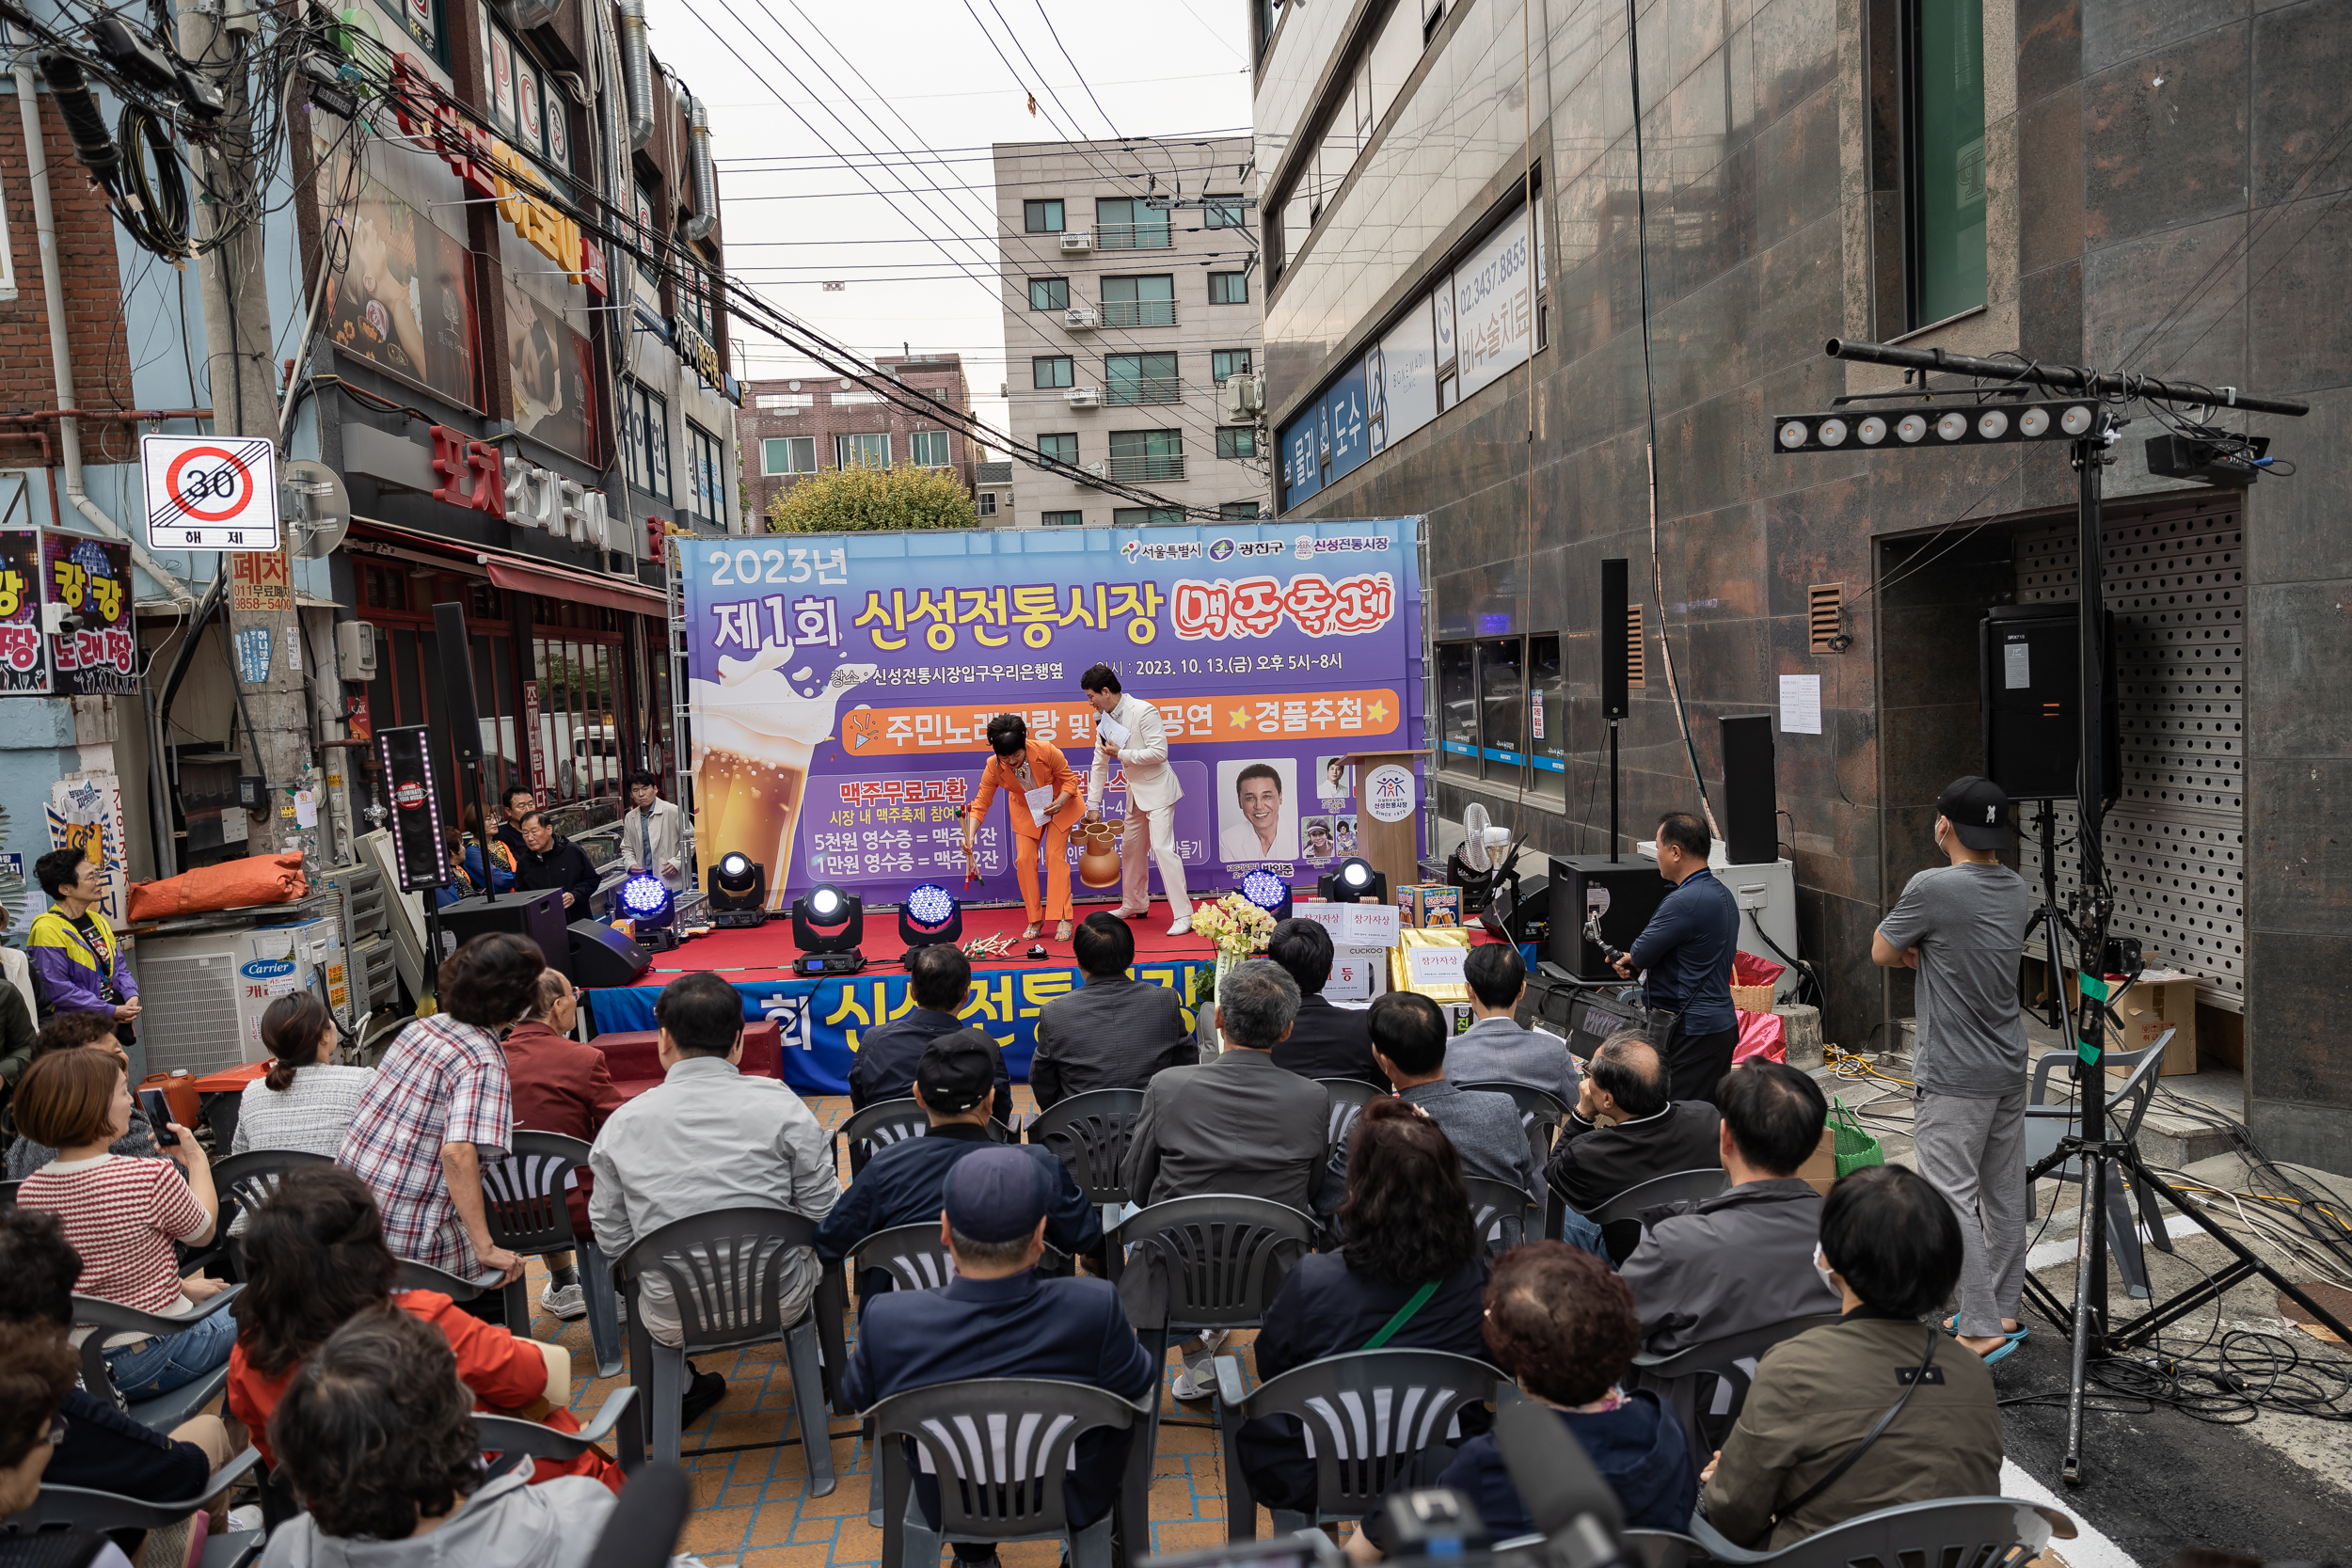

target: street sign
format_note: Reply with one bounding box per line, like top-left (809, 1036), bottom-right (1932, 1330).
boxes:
top-left (141, 434), bottom-right (280, 551)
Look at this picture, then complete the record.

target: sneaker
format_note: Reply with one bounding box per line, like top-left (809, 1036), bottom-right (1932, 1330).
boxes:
top-left (680, 1368), bottom-right (727, 1428)
top-left (540, 1281), bottom-right (586, 1321)
top-left (1169, 1328), bottom-right (1229, 1401)
top-left (1170, 1365), bottom-right (1214, 1401)
top-left (1167, 915), bottom-right (1193, 936)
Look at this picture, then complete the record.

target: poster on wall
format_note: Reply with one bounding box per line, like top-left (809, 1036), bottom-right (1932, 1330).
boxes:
top-left (0, 530), bottom-right (51, 695)
top-left (43, 535), bottom-right (135, 695)
top-left (499, 228), bottom-right (601, 464)
top-left (678, 519), bottom-right (1426, 910)
top-left (312, 132), bottom-right (480, 410)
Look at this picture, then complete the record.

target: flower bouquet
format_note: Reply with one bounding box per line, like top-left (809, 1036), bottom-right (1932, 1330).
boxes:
top-left (1192, 892), bottom-right (1279, 964)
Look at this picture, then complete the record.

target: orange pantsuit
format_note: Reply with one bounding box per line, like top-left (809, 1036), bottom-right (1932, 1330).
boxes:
top-left (966, 737), bottom-right (1082, 924)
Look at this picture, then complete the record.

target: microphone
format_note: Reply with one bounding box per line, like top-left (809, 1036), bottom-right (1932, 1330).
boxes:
top-left (586, 1462), bottom-right (691, 1568)
top-left (1490, 1389), bottom-right (1627, 1568)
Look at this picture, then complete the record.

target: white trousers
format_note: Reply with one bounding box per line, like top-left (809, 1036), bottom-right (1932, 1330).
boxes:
top-left (1120, 800), bottom-right (1191, 916)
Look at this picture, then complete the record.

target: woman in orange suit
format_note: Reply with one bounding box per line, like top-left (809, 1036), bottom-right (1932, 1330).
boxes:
top-left (961, 713), bottom-right (1083, 942)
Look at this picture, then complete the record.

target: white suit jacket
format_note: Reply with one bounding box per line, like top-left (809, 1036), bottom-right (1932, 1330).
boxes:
top-left (1086, 693), bottom-right (1184, 812)
top-left (622, 797), bottom-right (688, 886)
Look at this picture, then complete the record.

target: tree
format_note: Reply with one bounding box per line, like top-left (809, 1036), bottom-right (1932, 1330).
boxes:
top-left (765, 463), bottom-right (977, 533)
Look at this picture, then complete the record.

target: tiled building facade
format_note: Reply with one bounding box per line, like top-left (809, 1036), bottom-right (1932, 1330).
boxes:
top-left (740, 356), bottom-right (976, 526)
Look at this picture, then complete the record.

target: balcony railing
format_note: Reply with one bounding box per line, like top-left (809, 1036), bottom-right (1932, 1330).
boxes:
top-left (1104, 452), bottom-right (1185, 483)
top-left (1095, 222), bottom-right (1172, 250)
top-left (1104, 376), bottom-right (1183, 405)
top-left (1098, 299), bottom-right (1178, 327)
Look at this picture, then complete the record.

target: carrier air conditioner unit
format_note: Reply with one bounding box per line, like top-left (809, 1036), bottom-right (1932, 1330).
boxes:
top-left (1059, 232), bottom-right (1093, 252)
top-left (1065, 388), bottom-right (1102, 408)
top-left (1062, 307), bottom-right (1099, 329)
top-left (1219, 374), bottom-right (1264, 420)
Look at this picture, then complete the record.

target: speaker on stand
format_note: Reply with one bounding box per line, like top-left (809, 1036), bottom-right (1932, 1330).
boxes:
top-left (432, 601), bottom-right (499, 907)
top-left (1720, 715), bottom-right (1776, 868)
top-left (1600, 559), bottom-right (1629, 861)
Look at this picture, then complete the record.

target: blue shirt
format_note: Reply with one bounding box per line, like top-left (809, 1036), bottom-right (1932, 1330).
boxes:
top-left (1626, 866), bottom-right (1740, 1033)
top-left (1435, 1390), bottom-right (1696, 1534)
top-left (848, 1008), bottom-right (1014, 1127)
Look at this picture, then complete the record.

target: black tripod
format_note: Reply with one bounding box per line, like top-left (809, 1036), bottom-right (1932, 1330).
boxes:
top-left (2016, 801), bottom-right (2078, 1032)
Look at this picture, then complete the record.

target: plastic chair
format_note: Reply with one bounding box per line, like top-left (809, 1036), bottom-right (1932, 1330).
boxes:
top-left (1458, 1080), bottom-right (1571, 1238)
top-left (867, 1375), bottom-right (1152, 1568)
top-left (617, 1205), bottom-right (834, 1491)
top-left (2026, 1037), bottom-right (2175, 1299)
top-left (1491, 1530), bottom-right (1704, 1568)
top-left (0, 1178), bottom-right (20, 1209)
top-left (1687, 1495), bottom-right (2060, 1568)
top-left (1463, 1176), bottom-right (1539, 1257)
top-left (833, 1222), bottom-right (963, 1526)
top-left (1312, 1078), bottom-right (1388, 1161)
top-left (476, 1386), bottom-right (638, 1481)
top-left (481, 1132), bottom-right (625, 1376)
top-left (1028, 1089), bottom-right (1147, 1229)
top-left (1585, 1166), bottom-right (1729, 1264)
top-left (395, 1258), bottom-right (512, 1301)
top-left (199, 1148), bottom-right (332, 1278)
top-left (838, 1098), bottom-right (1012, 1179)
top-left (1213, 1348), bottom-right (1501, 1540)
top-left (1628, 1313), bottom-right (1843, 1471)
top-left (69, 1287), bottom-right (244, 1433)
top-left (6, 1448), bottom-right (264, 1568)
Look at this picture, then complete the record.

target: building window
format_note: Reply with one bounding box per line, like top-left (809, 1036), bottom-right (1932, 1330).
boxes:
top-left (1104, 352), bottom-right (1179, 404)
top-left (1907, 0), bottom-right (1988, 325)
top-left (1041, 510), bottom-right (1084, 528)
top-left (1216, 426), bottom-right (1258, 459)
top-left (622, 382), bottom-right (671, 499)
top-left (763, 436), bottom-right (816, 475)
top-left (1112, 506), bottom-right (1184, 528)
top-left (1100, 274), bottom-right (1176, 326)
top-left (1437, 642), bottom-right (1477, 769)
top-left (977, 491), bottom-right (998, 516)
top-left (686, 421), bottom-right (725, 526)
top-left (1205, 194), bottom-right (1246, 230)
top-left (1218, 500), bottom-right (1263, 519)
top-left (1212, 349), bottom-right (1252, 383)
top-left (1036, 433), bottom-right (1078, 467)
top-left (755, 392), bottom-right (813, 413)
top-left (1095, 197), bottom-right (1170, 249)
top-left (836, 432), bottom-right (889, 468)
top-left (1107, 429), bottom-right (1183, 483)
top-left (1530, 632), bottom-right (1566, 800)
top-left (831, 389), bottom-right (883, 405)
top-left (1032, 356), bottom-right (1074, 389)
top-left (1028, 277), bottom-right (1069, 310)
top-left (912, 430), bottom-right (951, 467)
top-left (1209, 271), bottom-right (1249, 305)
top-left (1434, 638), bottom-right (1539, 783)
top-left (1025, 198), bottom-right (1065, 233)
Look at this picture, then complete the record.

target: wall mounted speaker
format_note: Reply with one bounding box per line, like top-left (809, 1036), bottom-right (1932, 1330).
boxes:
top-left (1720, 715), bottom-right (1776, 866)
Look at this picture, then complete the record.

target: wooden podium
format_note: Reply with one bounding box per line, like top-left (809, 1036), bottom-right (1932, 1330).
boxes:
top-left (1341, 750), bottom-right (1430, 896)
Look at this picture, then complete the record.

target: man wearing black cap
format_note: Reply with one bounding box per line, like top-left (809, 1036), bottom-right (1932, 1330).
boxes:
top-left (1873, 775), bottom-right (2033, 1363)
top-left (840, 1147), bottom-right (1157, 1564)
top-left (818, 1031), bottom-right (1100, 1303)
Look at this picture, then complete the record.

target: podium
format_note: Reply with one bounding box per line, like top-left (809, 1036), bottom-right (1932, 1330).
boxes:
top-left (1340, 749), bottom-right (1430, 899)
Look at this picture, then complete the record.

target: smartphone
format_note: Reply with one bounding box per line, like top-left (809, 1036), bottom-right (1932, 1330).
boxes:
top-left (136, 1087), bottom-right (180, 1146)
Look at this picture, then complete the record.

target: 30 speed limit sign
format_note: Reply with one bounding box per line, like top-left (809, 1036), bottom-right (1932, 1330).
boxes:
top-left (141, 435), bottom-right (280, 551)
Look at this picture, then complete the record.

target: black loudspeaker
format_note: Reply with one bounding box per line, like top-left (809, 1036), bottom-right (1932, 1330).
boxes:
top-left (568, 920), bottom-right (651, 988)
top-left (1980, 604), bottom-right (2119, 802)
top-left (438, 890), bottom-right (570, 976)
top-left (375, 724), bottom-right (451, 894)
top-left (1565, 986), bottom-right (1647, 1053)
top-left (1600, 558), bottom-right (1630, 720)
top-left (1548, 855), bottom-right (1671, 980)
top-left (432, 602), bottom-right (484, 765)
top-left (1481, 874), bottom-right (1549, 945)
top-left (1720, 715), bottom-right (1776, 866)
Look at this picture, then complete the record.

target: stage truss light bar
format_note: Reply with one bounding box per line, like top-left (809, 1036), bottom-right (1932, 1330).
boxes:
top-left (1772, 401), bottom-right (2112, 453)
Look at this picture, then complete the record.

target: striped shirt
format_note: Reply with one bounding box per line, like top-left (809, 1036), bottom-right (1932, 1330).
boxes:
top-left (341, 1013), bottom-right (512, 1272)
top-left (20, 1153), bottom-right (209, 1322)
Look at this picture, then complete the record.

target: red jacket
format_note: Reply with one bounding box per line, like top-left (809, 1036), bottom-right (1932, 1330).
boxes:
top-left (501, 1019), bottom-right (625, 1238)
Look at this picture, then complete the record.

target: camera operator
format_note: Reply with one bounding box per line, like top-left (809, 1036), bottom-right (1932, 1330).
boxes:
top-left (1612, 812), bottom-right (1740, 1105)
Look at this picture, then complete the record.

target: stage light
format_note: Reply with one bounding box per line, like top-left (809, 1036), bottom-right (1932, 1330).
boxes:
top-left (1857, 415), bottom-right (1888, 445)
top-left (1978, 409), bottom-right (2010, 439)
top-left (791, 881), bottom-right (865, 965)
top-left (707, 853), bottom-right (768, 928)
top-left (898, 881), bottom-right (964, 948)
top-left (1815, 418), bottom-right (1848, 447)
top-left (1897, 414), bottom-right (1928, 443)
top-left (1778, 420), bottom-right (1808, 450)
top-left (616, 873), bottom-right (677, 951)
top-left (1775, 401), bottom-right (2115, 453)
top-left (1239, 867), bottom-right (1293, 922)
top-left (2061, 404), bottom-right (2096, 436)
top-left (1936, 411), bottom-right (1968, 441)
top-left (1317, 856), bottom-right (1387, 907)
top-left (2020, 406), bottom-right (2051, 436)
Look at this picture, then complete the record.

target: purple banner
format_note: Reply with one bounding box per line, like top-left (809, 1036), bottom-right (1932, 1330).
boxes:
top-left (679, 520), bottom-right (1424, 909)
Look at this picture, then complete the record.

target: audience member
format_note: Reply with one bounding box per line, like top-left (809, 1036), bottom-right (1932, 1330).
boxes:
top-left (6, 1012), bottom-right (163, 1180)
top-left (258, 1308), bottom-right (625, 1568)
top-left (1346, 991), bottom-right (1540, 1201)
top-left (228, 1167), bottom-right (617, 1491)
top-left (1124, 959), bottom-right (1327, 1213)
top-left (1447, 943), bottom-right (1578, 1106)
top-left (1239, 1098), bottom-right (1491, 1513)
top-left (849, 945), bottom-right (1013, 1126)
top-left (0, 1328), bottom-right (135, 1568)
top-left (342, 934), bottom-right (535, 1285)
top-left (0, 965), bottom-right (39, 1142)
top-left (231, 992), bottom-right (373, 1161)
top-left (1620, 1061), bottom-right (1839, 1354)
top-left (1701, 1165), bottom-right (2000, 1547)
top-left (1544, 1031), bottom-right (1723, 1219)
top-left (28, 849), bottom-right (140, 1036)
top-left (591, 971), bottom-right (837, 1429)
top-left (818, 1033), bottom-right (1099, 1304)
top-left (1028, 913), bottom-right (1194, 1109)
top-left (501, 969), bottom-right (624, 1322)
top-left (1351, 1242), bottom-right (1695, 1560)
top-left (13, 1048), bottom-right (230, 1398)
top-left (1263, 918), bottom-right (1387, 1086)
top-left (514, 811), bottom-right (601, 913)
top-left (0, 1204), bottom-right (235, 1505)
top-left (840, 1148), bottom-right (1156, 1565)
top-left (493, 784), bottom-right (537, 864)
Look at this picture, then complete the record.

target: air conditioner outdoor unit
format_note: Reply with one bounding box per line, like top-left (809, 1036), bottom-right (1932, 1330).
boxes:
top-left (1062, 307), bottom-right (1099, 329)
top-left (1059, 232), bottom-right (1093, 252)
top-left (1219, 374), bottom-right (1264, 420)
top-left (1065, 387), bottom-right (1102, 408)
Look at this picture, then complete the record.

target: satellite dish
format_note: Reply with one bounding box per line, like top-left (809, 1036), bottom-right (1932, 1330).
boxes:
top-left (281, 458), bottom-right (351, 560)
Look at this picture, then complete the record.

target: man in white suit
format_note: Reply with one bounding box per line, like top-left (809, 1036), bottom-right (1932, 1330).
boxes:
top-left (1080, 662), bottom-right (1194, 935)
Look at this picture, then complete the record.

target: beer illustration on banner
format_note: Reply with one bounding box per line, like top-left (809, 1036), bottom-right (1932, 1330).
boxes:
top-left (692, 646), bottom-right (878, 910)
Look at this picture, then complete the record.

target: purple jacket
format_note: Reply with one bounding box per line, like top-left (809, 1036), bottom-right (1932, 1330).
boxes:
top-left (27, 907), bottom-right (137, 1020)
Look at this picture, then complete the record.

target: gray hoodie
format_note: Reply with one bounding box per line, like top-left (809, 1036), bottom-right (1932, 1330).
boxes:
top-left (258, 1474), bottom-right (617, 1568)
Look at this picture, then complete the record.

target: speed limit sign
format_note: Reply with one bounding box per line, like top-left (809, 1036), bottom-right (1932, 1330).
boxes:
top-left (141, 435), bottom-right (280, 551)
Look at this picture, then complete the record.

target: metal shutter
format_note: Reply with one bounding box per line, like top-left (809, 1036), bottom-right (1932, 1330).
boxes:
top-left (2012, 495), bottom-right (2244, 1012)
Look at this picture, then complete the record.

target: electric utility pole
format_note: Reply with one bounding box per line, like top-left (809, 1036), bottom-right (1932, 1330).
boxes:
top-left (178, 0), bottom-right (313, 857)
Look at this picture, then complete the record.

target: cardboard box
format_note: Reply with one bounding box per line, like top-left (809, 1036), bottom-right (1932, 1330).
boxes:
top-left (1397, 884), bottom-right (1462, 927)
top-left (1797, 1125), bottom-right (1837, 1197)
top-left (2067, 969), bottom-right (2201, 1075)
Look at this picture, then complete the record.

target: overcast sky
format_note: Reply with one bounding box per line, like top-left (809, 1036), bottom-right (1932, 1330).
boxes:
top-left (659, 0), bottom-right (1257, 446)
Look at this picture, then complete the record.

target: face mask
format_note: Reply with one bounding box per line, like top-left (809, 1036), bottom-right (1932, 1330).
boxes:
top-left (1813, 1243), bottom-right (1838, 1295)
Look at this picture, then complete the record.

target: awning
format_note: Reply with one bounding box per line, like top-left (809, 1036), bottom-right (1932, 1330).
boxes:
top-left (349, 515), bottom-right (665, 617)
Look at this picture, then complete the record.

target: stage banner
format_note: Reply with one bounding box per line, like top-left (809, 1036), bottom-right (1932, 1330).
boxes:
top-left (583, 957), bottom-right (1212, 1093)
top-left (677, 518), bottom-right (1425, 910)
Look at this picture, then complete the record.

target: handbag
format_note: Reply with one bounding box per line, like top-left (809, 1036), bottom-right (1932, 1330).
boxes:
top-left (1755, 1328), bottom-right (1939, 1544)
top-left (1827, 1096), bottom-right (1886, 1178)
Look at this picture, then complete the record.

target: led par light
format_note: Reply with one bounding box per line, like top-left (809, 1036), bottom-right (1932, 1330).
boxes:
top-left (707, 852), bottom-right (769, 927)
top-left (1771, 401), bottom-right (2111, 454)
top-left (1239, 867), bottom-right (1294, 922)
top-left (898, 881), bottom-right (963, 948)
top-left (617, 873), bottom-right (677, 951)
top-left (1317, 856), bottom-right (1387, 906)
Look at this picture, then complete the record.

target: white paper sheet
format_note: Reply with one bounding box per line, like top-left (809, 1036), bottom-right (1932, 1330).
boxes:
top-left (1024, 785), bottom-right (1057, 818)
top-left (1778, 673), bottom-right (1823, 736)
top-left (1095, 714), bottom-right (1130, 748)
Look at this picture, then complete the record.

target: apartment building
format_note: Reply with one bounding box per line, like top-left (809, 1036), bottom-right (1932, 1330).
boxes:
top-left (992, 138), bottom-right (1269, 528)
top-left (740, 356), bottom-right (977, 523)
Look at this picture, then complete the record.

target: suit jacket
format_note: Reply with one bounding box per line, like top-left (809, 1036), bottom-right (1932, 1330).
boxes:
top-left (1086, 694), bottom-right (1181, 812)
top-left (1545, 1100), bottom-right (1723, 1216)
top-left (849, 1008), bottom-right (1014, 1127)
top-left (1123, 1048), bottom-right (1330, 1212)
top-left (1398, 1079), bottom-right (1543, 1197)
top-left (1617, 1178), bottom-right (1842, 1355)
top-left (1271, 992), bottom-right (1388, 1088)
top-left (970, 737), bottom-right (1083, 838)
top-left (501, 1018), bottom-right (626, 1237)
top-left (1030, 974), bottom-right (1195, 1110)
top-left (620, 798), bottom-right (687, 886)
top-left (1445, 1017), bottom-right (1578, 1107)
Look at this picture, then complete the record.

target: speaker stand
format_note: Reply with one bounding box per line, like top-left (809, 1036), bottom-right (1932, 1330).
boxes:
top-left (2019, 801), bottom-right (2076, 1031)
top-left (1607, 718), bottom-right (1621, 863)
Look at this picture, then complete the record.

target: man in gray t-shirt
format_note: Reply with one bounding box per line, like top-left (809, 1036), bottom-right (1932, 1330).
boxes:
top-left (1874, 775), bottom-right (2032, 1361)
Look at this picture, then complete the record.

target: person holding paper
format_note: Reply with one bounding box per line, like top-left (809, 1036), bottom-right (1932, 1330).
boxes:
top-left (963, 713), bottom-right (1082, 941)
top-left (1080, 663), bottom-right (1194, 935)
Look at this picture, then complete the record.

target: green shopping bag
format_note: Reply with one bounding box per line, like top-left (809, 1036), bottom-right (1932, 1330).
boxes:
top-left (1828, 1096), bottom-right (1885, 1178)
